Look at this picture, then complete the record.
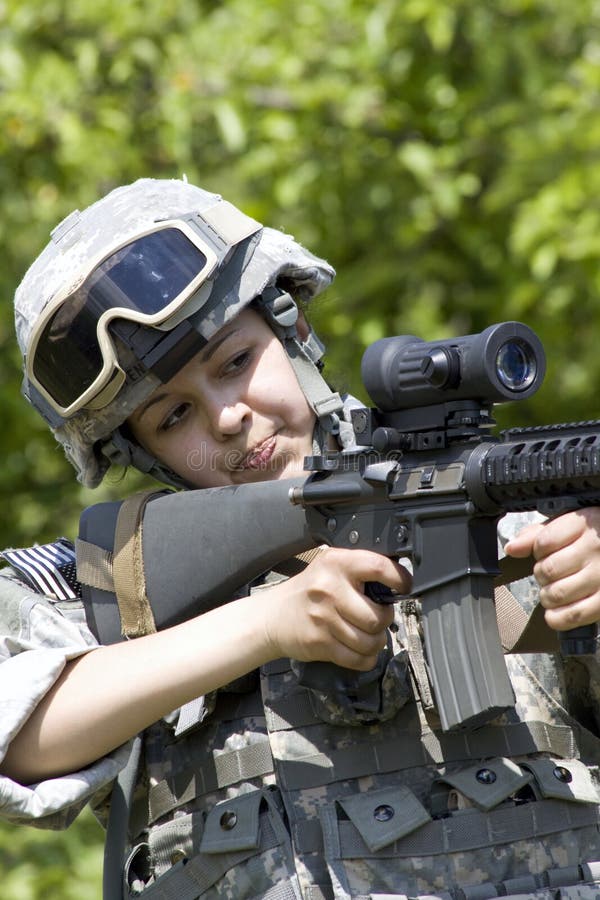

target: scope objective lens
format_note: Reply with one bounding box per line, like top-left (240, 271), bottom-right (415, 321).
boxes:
top-left (495, 339), bottom-right (536, 391)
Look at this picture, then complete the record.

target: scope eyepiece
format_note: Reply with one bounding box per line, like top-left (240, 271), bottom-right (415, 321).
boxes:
top-left (361, 321), bottom-right (546, 412)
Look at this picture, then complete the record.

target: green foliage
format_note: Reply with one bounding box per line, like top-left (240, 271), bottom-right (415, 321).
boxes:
top-left (0, 807), bottom-right (103, 898)
top-left (1, 0), bottom-right (600, 892)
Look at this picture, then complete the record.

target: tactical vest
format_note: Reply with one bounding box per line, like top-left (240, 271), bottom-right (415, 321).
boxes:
top-left (121, 597), bottom-right (600, 900)
top-left (5, 540), bottom-right (600, 900)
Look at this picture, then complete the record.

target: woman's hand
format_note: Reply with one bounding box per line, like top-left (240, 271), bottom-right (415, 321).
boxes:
top-left (261, 548), bottom-right (411, 670)
top-left (505, 508), bottom-right (600, 630)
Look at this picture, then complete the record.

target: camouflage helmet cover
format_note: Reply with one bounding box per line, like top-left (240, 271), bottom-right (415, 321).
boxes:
top-left (14, 178), bottom-right (335, 487)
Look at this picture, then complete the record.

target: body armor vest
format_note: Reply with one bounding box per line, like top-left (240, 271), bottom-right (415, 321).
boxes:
top-left (4, 528), bottom-right (600, 900)
top-left (122, 600), bottom-right (600, 900)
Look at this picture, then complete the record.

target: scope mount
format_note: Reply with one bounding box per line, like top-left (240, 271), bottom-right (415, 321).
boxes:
top-left (349, 400), bottom-right (497, 456)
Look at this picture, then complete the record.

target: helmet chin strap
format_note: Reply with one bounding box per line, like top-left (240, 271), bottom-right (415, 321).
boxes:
top-left (256, 288), bottom-right (345, 438)
top-left (100, 428), bottom-right (191, 490)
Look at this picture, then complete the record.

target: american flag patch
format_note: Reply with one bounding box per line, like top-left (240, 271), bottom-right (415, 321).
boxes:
top-left (1, 538), bottom-right (81, 601)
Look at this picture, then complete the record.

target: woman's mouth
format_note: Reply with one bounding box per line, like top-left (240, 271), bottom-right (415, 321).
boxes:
top-left (239, 435), bottom-right (277, 470)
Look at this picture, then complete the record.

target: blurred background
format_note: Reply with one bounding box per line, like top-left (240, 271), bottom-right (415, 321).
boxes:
top-left (1, 0), bottom-right (600, 894)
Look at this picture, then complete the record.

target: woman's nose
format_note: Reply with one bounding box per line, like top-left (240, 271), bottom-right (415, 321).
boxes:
top-left (211, 400), bottom-right (250, 437)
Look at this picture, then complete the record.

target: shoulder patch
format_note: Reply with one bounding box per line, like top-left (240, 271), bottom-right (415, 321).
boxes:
top-left (1, 538), bottom-right (82, 601)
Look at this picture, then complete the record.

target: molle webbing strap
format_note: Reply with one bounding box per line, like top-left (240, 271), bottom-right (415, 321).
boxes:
top-left (494, 554), bottom-right (559, 654)
top-left (323, 800), bottom-right (600, 859)
top-left (140, 871), bottom-right (302, 900)
top-left (148, 740), bottom-right (275, 824)
top-left (269, 721), bottom-right (577, 792)
top-left (320, 799), bottom-right (600, 860)
top-left (113, 490), bottom-right (163, 638)
top-left (494, 583), bottom-right (529, 652)
top-left (290, 807), bottom-right (600, 863)
top-left (302, 889), bottom-right (333, 900)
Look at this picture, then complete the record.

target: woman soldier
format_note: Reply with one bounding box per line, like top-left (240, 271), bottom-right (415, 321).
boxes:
top-left (2, 178), bottom-right (600, 899)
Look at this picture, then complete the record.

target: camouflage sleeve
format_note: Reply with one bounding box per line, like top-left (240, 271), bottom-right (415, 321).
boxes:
top-left (497, 510), bottom-right (545, 616)
top-left (497, 509), bottom-right (546, 545)
top-left (0, 568), bottom-right (129, 829)
top-left (498, 514), bottom-right (600, 735)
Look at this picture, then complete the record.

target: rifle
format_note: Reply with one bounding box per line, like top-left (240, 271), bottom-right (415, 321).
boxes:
top-left (79, 321), bottom-right (600, 732)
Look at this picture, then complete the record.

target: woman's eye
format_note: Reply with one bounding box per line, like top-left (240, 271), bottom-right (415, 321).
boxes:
top-left (222, 350), bottom-right (250, 376)
top-left (160, 403), bottom-right (190, 432)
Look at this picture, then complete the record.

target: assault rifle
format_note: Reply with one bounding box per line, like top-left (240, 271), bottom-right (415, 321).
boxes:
top-left (79, 322), bottom-right (600, 732)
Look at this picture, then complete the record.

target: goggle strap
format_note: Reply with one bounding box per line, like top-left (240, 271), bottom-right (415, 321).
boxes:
top-left (186, 230), bottom-right (263, 334)
top-left (109, 318), bottom-right (208, 388)
top-left (197, 201), bottom-right (262, 249)
top-left (21, 379), bottom-right (65, 429)
top-left (50, 208), bottom-right (83, 247)
top-left (136, 321), bottom-right (208, 384)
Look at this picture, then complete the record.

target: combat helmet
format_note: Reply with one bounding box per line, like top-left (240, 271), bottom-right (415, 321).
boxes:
top-left (15, 178), bottom-right (344, 488)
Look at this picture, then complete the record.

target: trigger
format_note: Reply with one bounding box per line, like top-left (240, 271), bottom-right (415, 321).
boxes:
top-left (365, 581), bottom-right (397, 605)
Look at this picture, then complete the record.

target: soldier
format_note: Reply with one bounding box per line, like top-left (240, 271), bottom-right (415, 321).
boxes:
top-left (1, 178), bottom-right (599, 900)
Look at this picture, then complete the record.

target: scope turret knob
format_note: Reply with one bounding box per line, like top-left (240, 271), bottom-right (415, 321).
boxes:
top-left (420, 348), bottom-right (450, 386)
top-left (420, 347), bottom-right (460, 388)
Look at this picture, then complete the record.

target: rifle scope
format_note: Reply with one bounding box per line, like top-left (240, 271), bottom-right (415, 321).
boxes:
top-left (361, 322), bottom-right (546, 413)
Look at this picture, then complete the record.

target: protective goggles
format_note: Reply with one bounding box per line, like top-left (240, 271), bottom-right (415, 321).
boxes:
top-left (25, 204), bottom-right (261, 418)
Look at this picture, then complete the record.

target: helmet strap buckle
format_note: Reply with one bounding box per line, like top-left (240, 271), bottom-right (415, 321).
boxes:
top-left (258, 288), bottom-right (299, 339)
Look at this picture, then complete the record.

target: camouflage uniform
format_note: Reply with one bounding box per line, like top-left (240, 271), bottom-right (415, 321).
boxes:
top-left (2, 508), bottom-right (599, 900)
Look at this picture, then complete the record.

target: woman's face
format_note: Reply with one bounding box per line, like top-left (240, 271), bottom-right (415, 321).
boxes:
top-left (127, 309), bottom-right (317, 488)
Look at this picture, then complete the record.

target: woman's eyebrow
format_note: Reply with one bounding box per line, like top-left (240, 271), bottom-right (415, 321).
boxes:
top-left (134, 327), bottom-right (243, 423)
top-left (198, 326), bottom-right (241, 363)
top-left (134, 391), bottom-right (169, 423)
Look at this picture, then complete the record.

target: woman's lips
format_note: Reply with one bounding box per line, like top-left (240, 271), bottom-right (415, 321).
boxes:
top-left (240, 435), bottom-right (277, 469)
